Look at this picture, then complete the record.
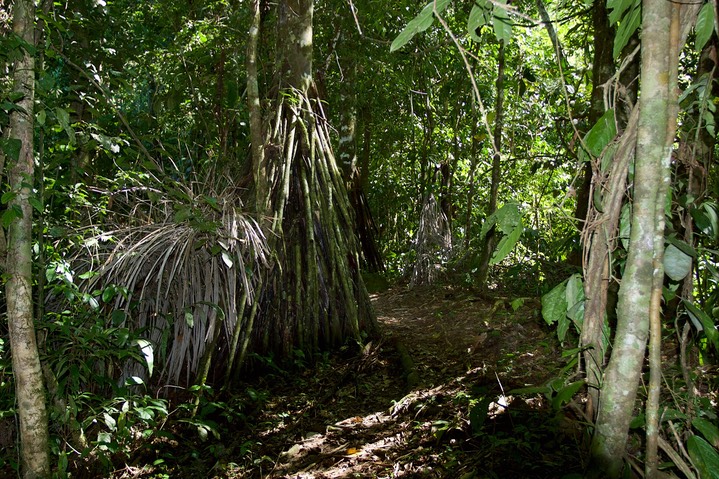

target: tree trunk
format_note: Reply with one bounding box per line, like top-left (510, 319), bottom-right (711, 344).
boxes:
top-left (337, 54), bottom-right (383, 272)
top-left (588, 0), bottom-right (691, 475)
top-left (5, 0), bottom-right (51, 477)
top-left (477, 40), bottom-right (506, 288)
top-left (251, 0), bottom-right (376, 358)
top-left (571, 0), bottom-right (616, 253)
top-left (578, 0), bottom-right (622, 417)
top-left (248, 0), bottom-right (267, 215)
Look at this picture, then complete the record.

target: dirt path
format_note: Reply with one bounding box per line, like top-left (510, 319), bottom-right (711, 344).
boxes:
top-left (222, 285), bottom-right (584, 479)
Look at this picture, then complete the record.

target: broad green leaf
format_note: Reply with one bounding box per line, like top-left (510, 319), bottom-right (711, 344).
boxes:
top-left (496, 202), bottom-right (521, 234)
top-left (619, 203), bottom-right (632, 250)
top-left (390, 0), bottom-right (451, 52)
top-left (55, 106), bottom-right (70, 129)
top-left (683, 300), bottom-right (719, 351)
top-left (696, 2), bottom-right (715, 52)
top-left (110, 310), bottom-right (127, 325)
top-left (704, 108), bottom-right (716, 137)
top-left (125, 376), bottom-right (144, 386)
top-left (584, 109), bottom-right (616, 157)
top-left (490, 221), bottom-right (522, 264)
top-left (468, 1), bottom-right (491, 42)
top-left (480, 211), bottom-right (498, 240)
top-left (666, 235), bottom-right (698, 258)
top-left (664, 243), bottom-right (693, 281)
top-left (692, 202), bottom-right (719, 241)
top-left (542, 279), bottom-right (568, 327)
top-left (557, 313), bottom-right (571, 342)
top-left (1, 190), bottom-right (16, 204)
top-left (28, 196), bottom-right (43, 213)
top-left (135, 339), bottom-right (154, 377)
top-left (102, 285), bottom-right (116, 303)
top-left (608, 0), bottom-right (637, 25)
top-left (613, 4), bottom-right (641, 59)
top-left (492, 0), bottom-right (512, 44)
top-left (0, 138), bottom-right (22, 162)
top-left (510, 297), bottom-right (524, 311)
top-left (565, 273), bottom-right (584, 309)
top-left (567, 300), bottom-right (585, 329)
top-left (693, 417), bottom-right (719, 448)
top-left (687, 435), bottom-right (719, 479)
top-left (185, 311), bottom-right (194, 328)
top-left (103, 412), bottom-right (117, 431)
top-left (36, 109), bottom-right (46, 126)
top-left (552, 380), bottom-right (585, 410)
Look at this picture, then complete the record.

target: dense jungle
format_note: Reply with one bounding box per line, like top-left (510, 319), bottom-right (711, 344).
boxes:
top-left (1, 0), bottom-right (719, 478)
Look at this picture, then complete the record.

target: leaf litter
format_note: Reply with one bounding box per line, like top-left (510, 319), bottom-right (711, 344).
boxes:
top-left (113, 284), bottom-right (587, 479)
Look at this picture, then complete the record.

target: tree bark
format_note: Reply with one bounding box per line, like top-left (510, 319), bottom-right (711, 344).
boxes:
top-left (248, 0), bottom-right (267, 215)
top-left (588, 0), bottom-right (691, 475)
top-left (579, 0), bottom-right (625, 415)
top-left (6, 0), bottom-right (51, 477)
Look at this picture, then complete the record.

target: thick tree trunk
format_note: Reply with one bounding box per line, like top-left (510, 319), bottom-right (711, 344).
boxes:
top-left (588, 0), bottom-right (693, 475)
top-left (251, 0), bottom-right (376, 358)
top-left (5, 1), bottom-right (51, 477)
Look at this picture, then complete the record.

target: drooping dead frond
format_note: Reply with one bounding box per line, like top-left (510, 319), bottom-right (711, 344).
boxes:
top-left (411, 193), bottom-right (452, 286)
top-left (79, 184), bottom-right (268, 388)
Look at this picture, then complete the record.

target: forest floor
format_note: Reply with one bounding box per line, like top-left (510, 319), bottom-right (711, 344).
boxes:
top-left (129, 283), bottom-right (589, 479)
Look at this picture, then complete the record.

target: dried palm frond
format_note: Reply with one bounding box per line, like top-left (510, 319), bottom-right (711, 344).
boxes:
top-left (78, 181), bottom-right (268, 388)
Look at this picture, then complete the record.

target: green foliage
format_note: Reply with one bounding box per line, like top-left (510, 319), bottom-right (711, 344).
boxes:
top-left (491, 0), bottom-right (512, 44)
top-left (480, 202), bottom-right (524, 265)
top-left (682, 300), bottom-right (719, 352)
top-left (608, 0), bottom-right (641, 58)
top-left (695, 2), bottom-right (716, 52)
top-left (664, 243), bottom-right (693, 281)
top-left (582, 109), bottom-right (617, 159)
top-left (688, 435), bottom-right (719, 479)
top-left (390, 0), bottom-right (452, 52)
top-left (541, 274), bottom-right (585, 343)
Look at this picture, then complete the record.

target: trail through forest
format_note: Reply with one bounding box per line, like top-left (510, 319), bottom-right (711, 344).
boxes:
top-left (157, 285), bottom-right (587, 479)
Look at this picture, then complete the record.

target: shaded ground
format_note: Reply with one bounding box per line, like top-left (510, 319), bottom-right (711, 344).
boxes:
top-left (143, 284), bottom-right (587, 479)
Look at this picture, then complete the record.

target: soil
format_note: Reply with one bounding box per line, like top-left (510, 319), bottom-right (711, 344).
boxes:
top-left (113, 284), bottom-right (589, 479)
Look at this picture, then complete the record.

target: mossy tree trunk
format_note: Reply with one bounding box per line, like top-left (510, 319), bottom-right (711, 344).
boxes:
top-left (4, 0), bottom-right (51, 476)
top-left (250, 0), bottom-right (376, 358)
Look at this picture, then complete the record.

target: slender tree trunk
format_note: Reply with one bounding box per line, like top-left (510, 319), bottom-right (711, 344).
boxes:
top-left (338, 58), bottom-right (357, 181)
top-left (5, 1), bottom-right (51, 477)
top-left (336, 56), bottom-right (383, 272)
top-left (477, 40), bottom-right (506, 288)
top-left (464, 115), bottom-right (479, 250)
top-left (248, 0), bottom-right (266, 216)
